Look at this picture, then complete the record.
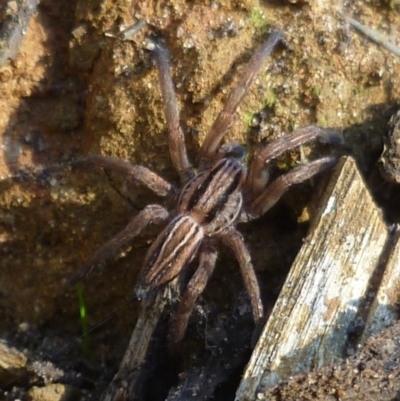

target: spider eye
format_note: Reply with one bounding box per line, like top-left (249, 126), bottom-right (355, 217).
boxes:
top-left (218, 142), bottom-right (246, 161)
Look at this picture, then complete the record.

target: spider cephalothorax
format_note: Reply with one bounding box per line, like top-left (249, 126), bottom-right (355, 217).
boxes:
top-left (76, 31), bottom-right (341, 343)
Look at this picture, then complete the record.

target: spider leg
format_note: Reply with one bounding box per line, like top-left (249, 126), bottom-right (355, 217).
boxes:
top-left (242, 156), bottom-right (337, 222)
top-left (148, 40), bottom-right (193, 183)
top-left (170, 243), bottom-right (218, 344)
top-left (221, 228), bottom-right (264, 325)
top-left (199, 30), bottom-right (283, 167)
top-left (70, 204), bottom-right (170, 284)
top-left (246, 125), bottom-right (342, 198)
top-left (74, 154), bottom-right (176, 199)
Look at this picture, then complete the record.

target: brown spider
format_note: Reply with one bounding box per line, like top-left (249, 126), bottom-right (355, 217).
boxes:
top-left (75, 31), bottom-right (340, 344)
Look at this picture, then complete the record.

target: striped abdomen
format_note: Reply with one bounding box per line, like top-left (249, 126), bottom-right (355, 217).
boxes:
top-left (179, 158), bottom-right (245, 234)
top-left (136, 215), bottom-right (203, 298)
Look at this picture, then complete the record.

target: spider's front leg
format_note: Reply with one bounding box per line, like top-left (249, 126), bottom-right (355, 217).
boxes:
top-left (70, 154), bottom-right (175, 283)
top-left (247, 156), bottom-right (337, 221)
top-left (148, 39), bottom-right (193, 183)
top-left (242, 126), bottom-right (341, 221)
top-left (199, 30), bottom-right (283, 168)
top-left (74, 154), bottom-right (176, 198)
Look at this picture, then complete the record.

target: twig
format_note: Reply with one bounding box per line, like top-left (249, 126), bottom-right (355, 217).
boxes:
top-left (336, 9), bottom-right (400, 57)
top-left (120, 20), bottom-right (146, 41)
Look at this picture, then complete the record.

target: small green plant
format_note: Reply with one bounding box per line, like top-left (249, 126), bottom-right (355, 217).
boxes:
top-left (263, 88), bottom-right (277, 108)
top-left (352, 85), bottom-right (362, 95)
top-left (310, 85), bottom-right (322, 99)
top-left (76, 282), bottom-right (90, 355)
top-left (243, 111), bottom-right (256, 127)
top-left (249, 7), bottom-right (268, 34)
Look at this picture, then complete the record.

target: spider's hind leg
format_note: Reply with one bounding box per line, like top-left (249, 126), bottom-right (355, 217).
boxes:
top-left (170, 242), bottom-right (218, 345)
top-left (221, 228), bottom-right (264, 327)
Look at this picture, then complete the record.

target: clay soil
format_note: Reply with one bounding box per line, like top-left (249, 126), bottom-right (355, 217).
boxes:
top-left (0, 0), bottom-right (400, 400)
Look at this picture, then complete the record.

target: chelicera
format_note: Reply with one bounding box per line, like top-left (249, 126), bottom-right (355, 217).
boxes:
top-left (75, 31), bottom-right (340, 344)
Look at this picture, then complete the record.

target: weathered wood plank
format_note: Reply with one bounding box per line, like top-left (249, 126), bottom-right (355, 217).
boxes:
top-left (361, 228), bottom-right (400, 342)
top-left (236, 156), bottom-right (391, 400)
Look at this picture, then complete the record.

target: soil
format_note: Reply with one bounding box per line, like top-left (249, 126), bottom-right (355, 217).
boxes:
top-left (262, 319), bottom-right (400, 401)
top-left (0, 0), bottom-right (399, 400)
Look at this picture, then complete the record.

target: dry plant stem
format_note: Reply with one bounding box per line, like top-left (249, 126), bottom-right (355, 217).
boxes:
top-left (101, 286), bottom-right (174, 401)
top-left (120, 20), bottom-right (146, 41)
top-left (199, 30), bottom-right (283, 167)
top-left (337, 10), bottom-right (400, 57)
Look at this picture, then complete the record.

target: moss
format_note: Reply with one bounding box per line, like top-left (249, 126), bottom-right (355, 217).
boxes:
top-left (249, 7), bottom-right (268, 34)
top-left (263, 88), bottom-right (278, 108)
top-left (310, 85), bottom-right (322, 100)
top-left (243, 111), bottom-right (255, 127)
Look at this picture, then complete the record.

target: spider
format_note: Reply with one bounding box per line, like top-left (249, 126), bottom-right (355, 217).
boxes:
top-left (74, 30), bottom-right (341, 344)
